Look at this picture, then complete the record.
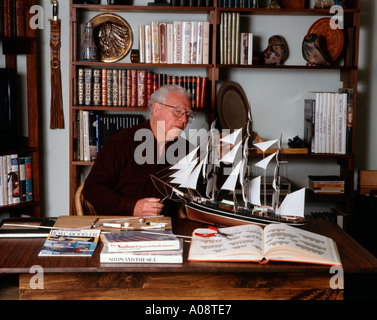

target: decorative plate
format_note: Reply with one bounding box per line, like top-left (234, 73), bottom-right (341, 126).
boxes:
top-left (217, 81), bottom-right (251, 136)
top-left (307, 18), bottom-right (344, 62)
top-left (90, 13), bottom-right (133, 63)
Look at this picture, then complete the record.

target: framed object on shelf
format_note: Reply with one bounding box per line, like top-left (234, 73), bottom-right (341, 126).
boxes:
top-left (90, 13), bottom-right (133, 62)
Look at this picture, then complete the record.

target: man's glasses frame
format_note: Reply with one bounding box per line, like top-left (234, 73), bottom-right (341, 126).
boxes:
top-left (158, 102), bottom-right (195, 123)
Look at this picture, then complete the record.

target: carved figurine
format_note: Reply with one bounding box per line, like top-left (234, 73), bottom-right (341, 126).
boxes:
top-left (262, 35), bottom-right (288, 65)
top-left (302, 33), bottom-right (331, 66)
top-left (314, 0), bottom-right (334, 9)
top-left (268, 0), bottom-right (281, 8)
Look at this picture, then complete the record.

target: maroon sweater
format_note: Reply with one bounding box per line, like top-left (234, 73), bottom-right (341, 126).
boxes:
top-left (82, 120), bottom-right (177, 215)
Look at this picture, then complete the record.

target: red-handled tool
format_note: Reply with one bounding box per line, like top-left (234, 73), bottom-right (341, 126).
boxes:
top-left (194, 226), bottom-right (230, 239)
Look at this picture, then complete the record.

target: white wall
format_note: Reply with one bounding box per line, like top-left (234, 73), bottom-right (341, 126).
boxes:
top-left (32, 0), bottom-right (376, 217)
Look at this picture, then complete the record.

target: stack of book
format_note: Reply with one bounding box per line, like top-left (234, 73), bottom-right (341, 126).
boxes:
top-left (308, 175), bottom-right (345, 194)
top-left (219, 12), bottom-right (253, 65)
top-left (77, 68), bottom-right (208, 109)
top-left (304, 88), bottom-right (354, 154)
top-left (138, 20), bottom-right (210, 65)
top-left (0, 0), bottom-right (25, 37)
top-left (74, 111), bottom-right (145, 162)
top-left (0, 154), bottom-right (33, 206)
top-left (100, 231), bottom-right (183, 264)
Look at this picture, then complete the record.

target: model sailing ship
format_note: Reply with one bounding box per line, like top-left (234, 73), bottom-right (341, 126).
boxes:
top-left (151, 117), bottom-right (307, 228)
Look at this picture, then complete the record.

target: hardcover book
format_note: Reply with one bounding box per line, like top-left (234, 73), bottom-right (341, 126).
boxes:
top-left (100, 239), bottom-right (183, 263)
top-left (102, 231), bottom-right (180, 252)
top-left (188, 223), bottom-right (342, 266)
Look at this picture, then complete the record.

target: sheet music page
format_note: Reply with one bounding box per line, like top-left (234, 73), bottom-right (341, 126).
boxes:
top-left (189, 224), bottom-right (264, 259)
top-left (263, 223), bottom-right (339, 262)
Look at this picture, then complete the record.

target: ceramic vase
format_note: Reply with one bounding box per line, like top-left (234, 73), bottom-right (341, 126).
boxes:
top-left (80, 22), bottom-right (97, 61)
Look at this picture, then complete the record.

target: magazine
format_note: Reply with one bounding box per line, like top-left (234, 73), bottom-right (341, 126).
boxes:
top-left (38, 229), bottom-right (100, 256)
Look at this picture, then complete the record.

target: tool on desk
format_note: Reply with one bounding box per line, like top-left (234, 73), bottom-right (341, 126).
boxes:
top-left (194, 226), bottom-right (230, 239)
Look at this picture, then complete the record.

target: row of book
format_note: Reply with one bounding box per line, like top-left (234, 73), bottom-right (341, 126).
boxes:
top-left (170, 0), bottom-right (213, 6)
top-left (308, 175), bottom-right (345, 194)
top-left (0, 154), bottom-right (33, 206)
top-left (304, 88), bottom-right (353, 154)
top-left (219, 12), bottom-right (254, 65)
top-left (138, 20), bottom-right (210, 65)
top-left (0, 0), bottom-right (25, 37)
top-left (77, 67), bottom-right (208, 109)
top-left (74, 111), bottom-right (145, 162)
top-left (218, 0), bottom-right (259, 7)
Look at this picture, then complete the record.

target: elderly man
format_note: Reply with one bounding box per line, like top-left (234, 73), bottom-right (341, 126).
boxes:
top-left (82, 84), bottom-right (195, 216)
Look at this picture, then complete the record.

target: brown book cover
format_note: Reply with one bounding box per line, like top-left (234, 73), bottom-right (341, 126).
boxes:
top-left (152, 73), bottom-right (158, 93)
top-left (16, 0), bottom-right (25, 37)
top-left (195, 76), bottom-right (201, 109)
top-left (130, 69), bottom-right (137, 107)
top-left (126, 69), bottom-right (131, 107)
top-left (146, 72), bottom-right (153, 105)
top-left (159, 22), bottom-right (167, 63)
top-left (106, 69), bottom-right (113, 106)
top-left (191, 76), bottom-right (196, 109)
top-left (121, 69), bottom-right (127, 107)
top-left (137, 69), bottom-right (147, 107)
top-left (200, 77), bottom-right (207, 109)
top-left (101, 69), bottom-right (107, 106)
top-left (4, 0), bottom-right (13, 37)
top-left (112, 69), bottom-right (119, 107)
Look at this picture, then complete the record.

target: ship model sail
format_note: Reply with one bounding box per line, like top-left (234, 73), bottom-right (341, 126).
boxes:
top-left (151, 120), bottom-right (307, 227)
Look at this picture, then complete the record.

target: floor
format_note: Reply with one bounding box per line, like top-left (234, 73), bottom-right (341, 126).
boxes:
top-left (0, 275), bottom-right (19, 300)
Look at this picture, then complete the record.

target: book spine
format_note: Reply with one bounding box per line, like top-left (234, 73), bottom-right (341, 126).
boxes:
top-left (166, 23), bottom-right (174, 64)
top-left (6, 155), bottom-right (12, 204)
top-left (197, 21), bottom-right (203, 64)
top-left (130, 69), bottom-right (137, 107)
top-left (15, 0), bottom-right (24, 37)
top-left (0, 0), bottom-right (4, 37)
top-left (202, 21), bottom-right (209, 65)
top-left (0, 156), bottom-right (4, 206)
top-left (112, 69), bottom-right (119, 107)
top-left (138, 25), bottom-right (145, 63)
top-left (101, 69), bottom-right (107, 106)
top-left (137, 69), bottom-right (147, 107)
top-left (145, 24), bottom-right (152, 64)
top-left (190, 21), bottom-right (198, 64)
top-left (121, 69), bottom-right (127, 107)
top-left (182, 21), bottom-right (191, 64)
top-left (1, 156), bottom-right (8, 205)
top-left (173, 21), bottom-right (182, 64)
top-left (106, 69), bottom-right (113, 106)
top-left (18, 157), bottom-right (26, 202)
top-left (151, 20), bottom-right (160, 63)
top-left (92, 69), bottom-right (101, 106)
top-left (10, 154), bottom-right (20, 204)
top-left (159, 22), bottom-right (167, 64)
top-left (247, 33), bottom-right (253, 65)
top-left (84, 68), bottom-right (92, 106)
top-left (77, 68), bottom-right (85, 105)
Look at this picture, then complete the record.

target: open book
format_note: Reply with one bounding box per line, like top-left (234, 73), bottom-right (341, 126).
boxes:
top-left (188, 223), bottom-right (342, 266)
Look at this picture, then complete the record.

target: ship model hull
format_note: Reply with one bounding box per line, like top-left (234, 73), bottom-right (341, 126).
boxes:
top-left (185, 200), bottom-right (307, 228)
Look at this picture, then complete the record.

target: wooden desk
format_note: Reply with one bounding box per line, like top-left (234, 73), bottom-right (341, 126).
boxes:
top-left (0, 218), bottom-right (376, 300)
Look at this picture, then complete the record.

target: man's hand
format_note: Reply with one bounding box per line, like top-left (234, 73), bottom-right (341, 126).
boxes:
top-left (133, 198), bottom-right (164, 216)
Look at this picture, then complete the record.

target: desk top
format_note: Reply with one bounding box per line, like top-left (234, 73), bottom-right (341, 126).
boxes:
top-left (0, 217), bottom-right (376, 274)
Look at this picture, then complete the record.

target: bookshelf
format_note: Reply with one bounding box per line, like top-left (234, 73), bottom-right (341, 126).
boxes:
top-left (0, 0), bottom-right (40, 217)
top-left (69, 0), bottom-right (360, 231)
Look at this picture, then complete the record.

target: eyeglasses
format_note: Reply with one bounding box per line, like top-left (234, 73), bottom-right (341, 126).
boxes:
top-left (158, 102), bottom-right (195, 123)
